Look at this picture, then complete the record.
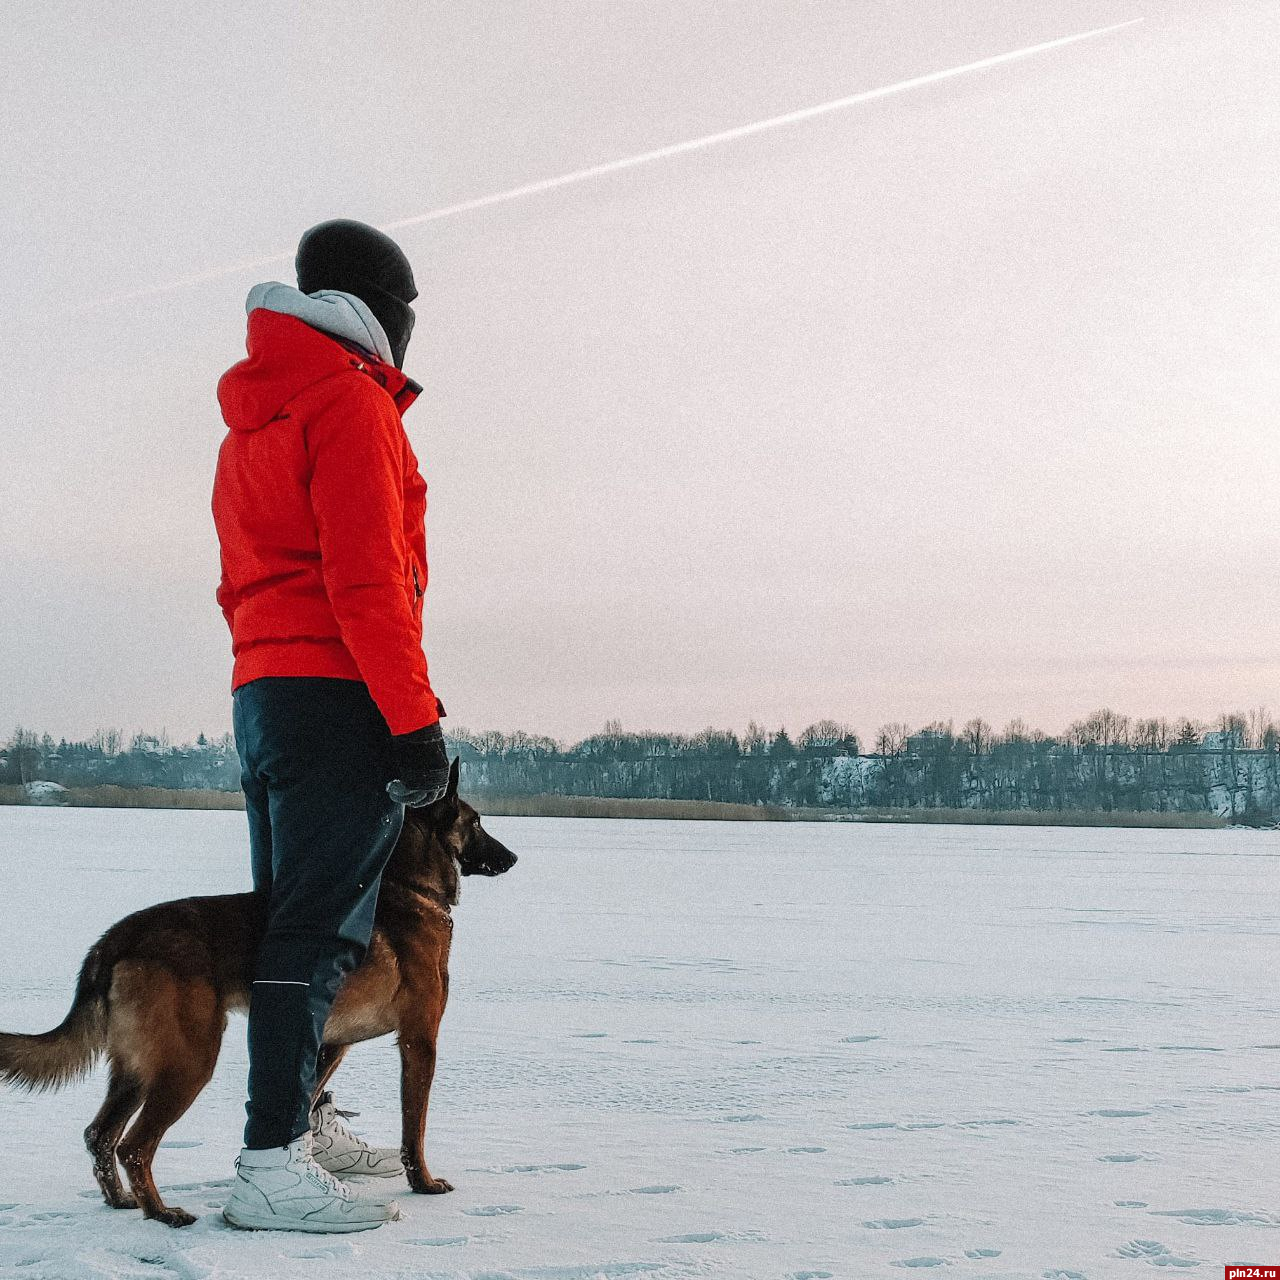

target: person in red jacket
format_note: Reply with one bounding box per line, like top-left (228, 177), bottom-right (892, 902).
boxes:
top-left (212, 220), bottom-right (449, 1233)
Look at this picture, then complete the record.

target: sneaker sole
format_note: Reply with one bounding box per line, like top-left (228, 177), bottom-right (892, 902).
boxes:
top-left (222, 1204), bottom-right (398, 1233)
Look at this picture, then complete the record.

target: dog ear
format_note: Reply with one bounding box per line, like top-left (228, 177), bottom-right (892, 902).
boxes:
top-left (446, 755), bottom-right (460, 800)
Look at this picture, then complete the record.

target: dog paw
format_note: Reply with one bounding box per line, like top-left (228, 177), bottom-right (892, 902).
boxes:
top-left (108, 1194), bottom-right (139, 1210)
top-left (149, 1206), bottom-right (197, 1228)
top-left (409, 1175), bottom-right (454, 1194)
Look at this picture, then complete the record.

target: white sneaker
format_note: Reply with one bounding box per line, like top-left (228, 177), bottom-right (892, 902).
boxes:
top-left (310, 1092), bottom-right (405, 1179)
top-left (223, 1132), bottom-right (400, 1233)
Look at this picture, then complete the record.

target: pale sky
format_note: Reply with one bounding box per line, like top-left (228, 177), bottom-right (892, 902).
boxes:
top-left (2, 1), bottom-right (1278, 745)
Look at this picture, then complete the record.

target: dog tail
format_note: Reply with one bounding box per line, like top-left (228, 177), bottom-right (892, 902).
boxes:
top-left (0, 943), bottom-right (110, 1092)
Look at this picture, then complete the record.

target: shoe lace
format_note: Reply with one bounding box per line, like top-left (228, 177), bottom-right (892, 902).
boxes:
top-left (318, 1095), bottom-right (369, 1150)
top-left (302, 1154), bottom-right (352, 1200)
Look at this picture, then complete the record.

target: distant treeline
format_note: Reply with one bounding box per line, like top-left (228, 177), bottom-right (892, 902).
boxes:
top-left (3, 709), bottom-right (1278, 822)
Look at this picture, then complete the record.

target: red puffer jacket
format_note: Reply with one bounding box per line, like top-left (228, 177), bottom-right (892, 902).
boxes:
top-left (213, 307), bottom-right (441, 734)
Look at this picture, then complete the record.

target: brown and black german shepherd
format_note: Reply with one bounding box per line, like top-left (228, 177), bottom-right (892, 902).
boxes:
top-left (0, 758), bottom-right (516, 1227)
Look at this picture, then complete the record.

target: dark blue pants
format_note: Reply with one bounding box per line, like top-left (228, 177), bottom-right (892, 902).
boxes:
top-left (233, 676), bottom-right (405, 1150)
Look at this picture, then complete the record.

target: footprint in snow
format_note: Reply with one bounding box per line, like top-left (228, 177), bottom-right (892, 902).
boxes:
top-left (1115, 1200), bottom-right (1148, 1208)
top-left (965, 1248), bottom-right (1001, 1258)
top-left (572, 1032), bottom-right (608, 1039)
top-left (792, 1272), bottom-right (834, 1278)
top-left (1043, 1271), bottom-right (1088, 1279)
top-left (848, 1122), bottom-right (897, 1130)
top-left (658, 1231), bottom-right (725, 1244)
top-left (837, 1176), bottom-right (893, 1186)
top-left (1150, 1207), bottom-right (1278, 1227)
top-left (502, 1163), bottom-right (586, 1174)
top-left (463, 1204), bottom-right (523, 1216)
top-left (1114, 1239), bottom-right (1197, 1266)
top-left (159, 1140), bottom-right (202, 1149)
top-left (786, 1146), bottom-right (827, 1154)
top-left (728, 1147), bottom-right (766, 1154)
top-left (841, 1035), bottom-right (882, 1043)
top-left (890, 1257), bottom-right (946, 1269)
top-left (630, 1185), bottom-right (680, 1195)
top-left (1098, 1154), bottom-right (1147, 1163)
top-left (403, 1236), bottom-right (469, 1247)
top-left (865, 1218), bottom-right (925, 1230)
top-left (1086, 1109), bottom-right (1150, 1118)
top-left (718, 1113), bottom-right (765, 1123)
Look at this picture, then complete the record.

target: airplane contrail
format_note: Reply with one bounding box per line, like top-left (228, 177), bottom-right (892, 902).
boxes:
top-left (81, 18), bottom-right (1141, 310)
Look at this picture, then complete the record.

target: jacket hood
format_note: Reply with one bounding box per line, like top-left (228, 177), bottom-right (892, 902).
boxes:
top-left (218, 282), bottom-right (420, 433)
top-left (246, 280), bottom-right (394, 362)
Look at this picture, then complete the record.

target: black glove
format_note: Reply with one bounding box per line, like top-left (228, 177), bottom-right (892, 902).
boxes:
top-left (386, 721), bottom-right (451, 807)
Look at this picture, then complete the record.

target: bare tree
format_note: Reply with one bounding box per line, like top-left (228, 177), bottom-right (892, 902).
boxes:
top-left (1133, 717), bottom-right (1172, 751)
top-left (1000, 718), bottom-right (1031, 745)
top-left (1246, 706), bottom-right (1274, 750)
top-left (874, 723), bottom-right (909, 758)
top-left (8, 728), bottom-right (41, 784)
top-left (798, 719), bottom-right (860, 753)
top-left (962, 718), bottom-right (993, 756)
top-left (1070, 708), bottom-right (1131, 750)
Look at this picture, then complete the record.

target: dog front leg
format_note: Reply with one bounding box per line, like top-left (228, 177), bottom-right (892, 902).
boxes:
top-left (398, 1031), bottom-right (451, 1193)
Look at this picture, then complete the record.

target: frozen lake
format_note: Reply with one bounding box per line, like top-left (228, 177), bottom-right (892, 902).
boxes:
top-left (0, 807), bottom-right (1277, 1279)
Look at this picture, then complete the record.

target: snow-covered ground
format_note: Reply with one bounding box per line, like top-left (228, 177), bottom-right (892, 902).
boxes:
top-left (0, 808), bottom-right (1278, 1279)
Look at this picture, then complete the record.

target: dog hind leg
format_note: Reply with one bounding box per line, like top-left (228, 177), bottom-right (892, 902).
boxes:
top-left (84, 1059), bottom-right (143, 1209)
top-left (117, 1059), bottom-right (217, 1227)
top-left (113, 974), bottom-right (223, 1227)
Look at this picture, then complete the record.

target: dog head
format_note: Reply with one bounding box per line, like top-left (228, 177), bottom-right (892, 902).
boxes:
top-left (430, 757), bottom-right (519, 877)
top-left (394, 758), bottom-right (517, 903)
